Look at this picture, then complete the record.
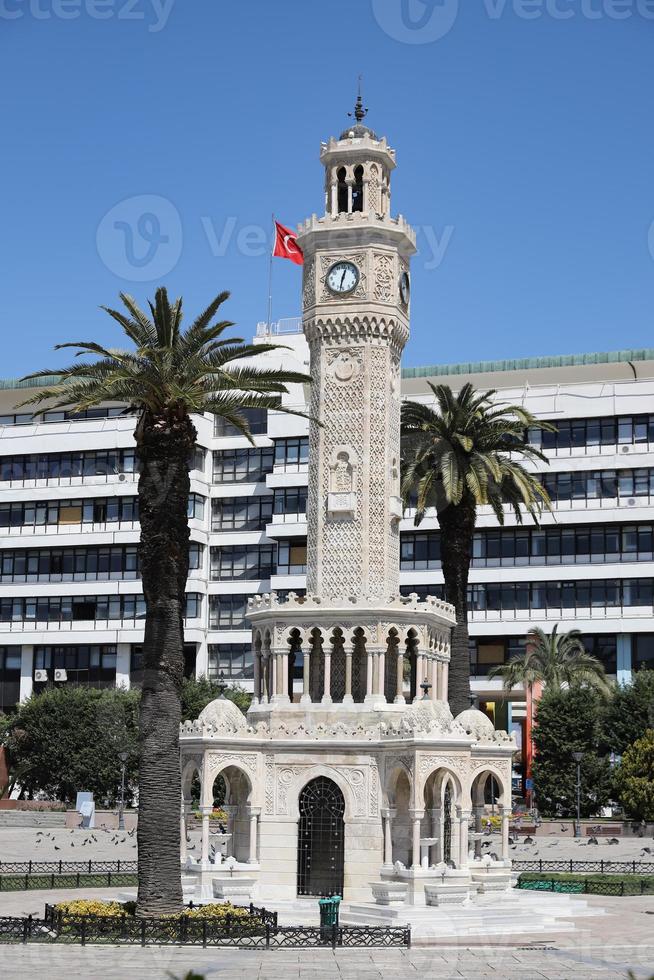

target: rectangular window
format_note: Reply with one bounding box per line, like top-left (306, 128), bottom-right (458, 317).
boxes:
top-left (273, 438), bottom-right (309, 470)
top-left (208, 643), bottom-right (253, 680)
top-left (209, 594), bottom-right (249, 630)
top-left (214, 407), bottom-right (268, 437)
top-left (276, 541), bottom-right (307, 575)
top-left (273, 487), bottom-right (308, 519)
top-left (212, 447), bottom-right (274, 484)
top-left (212, 495), bottom-right (273, 531)
top-left (211, 544), bottom-right (276, 581)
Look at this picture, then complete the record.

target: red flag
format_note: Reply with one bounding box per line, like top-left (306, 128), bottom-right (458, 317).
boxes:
top-left (273, 220), bottom-right (303, 265)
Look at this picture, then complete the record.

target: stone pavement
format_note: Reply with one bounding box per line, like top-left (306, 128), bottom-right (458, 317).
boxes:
top-left (1, 941), bottom-right (654, 978)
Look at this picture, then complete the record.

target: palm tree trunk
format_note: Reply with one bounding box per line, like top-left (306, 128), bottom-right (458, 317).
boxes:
top-left (135, 408), bottom-right (195, 916)
top-left (438, 500), bottom-right (476, 717)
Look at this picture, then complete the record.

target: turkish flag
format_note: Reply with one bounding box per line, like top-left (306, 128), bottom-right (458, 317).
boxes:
top-left (273, 220), bottom-right (303, 265)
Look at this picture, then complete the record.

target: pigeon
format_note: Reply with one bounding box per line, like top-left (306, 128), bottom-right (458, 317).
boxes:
top-left (608, 838), bottom-right (619, 845)
top-left (524, 835), bottom-right (534, 845)
top-left (588, 837), bottom-right (598, 846)
top-left (54, 846), bottom-right (60, 851)
top-left (641, 847), bottom-right (652, 855)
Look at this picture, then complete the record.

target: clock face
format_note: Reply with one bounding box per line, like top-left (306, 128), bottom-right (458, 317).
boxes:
top-left (399, 271), bottom-right (410, 305)
top-left (326, 260), bottom-right (359, 295)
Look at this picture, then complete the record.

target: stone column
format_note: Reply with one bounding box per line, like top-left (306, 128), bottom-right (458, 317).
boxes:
top-left (301, 649), bottom-right (311, 704)
top-left (500, 806), bottom-right (511, 862)
top-left (282, 650), bottom-right (289, 702)
top-left (261, 654), bottom-right (270, 703)
top-left (322, 644), bottom-right (332, 704)
top-left (409, 809), bottom-right (424, 870)
top-left (343, 643), bottom-right (354, 704)
top-left (430, 807), bottom-right (442, 863)
top-left (248, 806), bottom-right (260, 864)
top-left (436, 661), bottom-right (444, 701)
top-left (365, 647), bottom-right (374, 700)
top-left (382, 808), bottom-right (395, 867)
top-left (252, 649), bottom-right (261, 705)
top-left (331, 181), bottom-right (338, 217)
top-left (346, 179), bottom-right (353, 212)
top-left (413, 652), bottom-right (425, 702)
top-left (376, 647), bottom-right (386, 701)
top-left (200, 805), bottom-right (212, 865)
top-left (430, 657), bottom-right (438, 702)
top-left (442, 661), bottom-right (449, 703)
top-left (394, 648), bottom-right (405, 704)
top-left (473, 805), bottom-right (484, 860)
top-left (458, 809), bottom-right (470, 870)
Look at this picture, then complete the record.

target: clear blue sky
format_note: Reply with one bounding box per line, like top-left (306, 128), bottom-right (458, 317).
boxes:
top-left (2, 1), bottom-right (654, 377)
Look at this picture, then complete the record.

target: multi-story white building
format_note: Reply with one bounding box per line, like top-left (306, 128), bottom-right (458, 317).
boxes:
top-left (1, 330), bottom-right (653, 786)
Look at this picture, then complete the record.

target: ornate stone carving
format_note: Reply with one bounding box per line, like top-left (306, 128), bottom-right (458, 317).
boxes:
top-left (205, 752), bottom-right (258, 783)
top-left (369, 759), bottom-right (380, 816)
top-left (303, 258), bottom-right (315, 308)
top-left (318, 254), bottom-right (367, 302)
top-left (373, 252), bottom-right (394, 302)
top-left (326, 347), bottom-right (363, 384)
top-left (335, 766), bottom-right (366, 816)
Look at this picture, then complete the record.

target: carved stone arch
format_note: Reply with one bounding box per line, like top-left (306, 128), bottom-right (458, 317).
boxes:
top-left (180, 756), bottom-right (203, 800)
top-left (420, 765), bottom-right (465, 810)
top-left (383, 760), bottom-right (413, 808)
top-left (204, 757), bottom-right (256, 808)
top-left (470, 764), bottom-right (510, 808)
top-left (286, 765), bottom-right (357, 822)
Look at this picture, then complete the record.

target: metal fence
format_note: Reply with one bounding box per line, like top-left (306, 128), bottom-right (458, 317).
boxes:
top-left (513, 860), bottom-right (654, 875)
top-left (0, 872), bottom-right (137, 891)
top-left (0, 903), bottom-right (410, 949)
top-left (517, 877), bottom-right (654, 896)
top-left (0, 860), bottom-right (137, 875)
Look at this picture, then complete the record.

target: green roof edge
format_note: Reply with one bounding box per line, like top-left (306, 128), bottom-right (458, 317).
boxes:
top-left (401, 348), bottom-right (654, 379)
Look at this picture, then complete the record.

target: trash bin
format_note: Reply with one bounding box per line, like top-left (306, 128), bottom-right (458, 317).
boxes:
top-left (318, 895), bottom-right (341, 931)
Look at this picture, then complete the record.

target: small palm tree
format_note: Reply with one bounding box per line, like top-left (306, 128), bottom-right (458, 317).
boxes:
top-left (401, 382), bottom-right (552, 716)
top-left (19, 287), bottom-right (310, 915)
top-left (490, 625), bottom-right (611, 694)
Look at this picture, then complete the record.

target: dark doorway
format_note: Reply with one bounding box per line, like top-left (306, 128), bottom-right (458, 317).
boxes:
top-left (297, 776), bottom-right (345, 897)
top-left (443, 785), bottom-right (452, 865)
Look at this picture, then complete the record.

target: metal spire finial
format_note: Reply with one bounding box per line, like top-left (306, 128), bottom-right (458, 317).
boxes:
top-left (348, 75), bottom-right (368, 125)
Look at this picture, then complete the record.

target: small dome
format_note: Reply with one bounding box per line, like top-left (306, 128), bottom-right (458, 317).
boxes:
top-left (339, 123), bottom-right (378, 141)
top-left (197, 697), bottom-right (248, 735)
top-left (455, 708), bottom-right (495, 738)
top-left (400, 698), bottom-right (454, 734)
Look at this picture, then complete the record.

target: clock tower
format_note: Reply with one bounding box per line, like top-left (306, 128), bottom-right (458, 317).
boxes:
top-left (297, 96), bottom-right (417, 604)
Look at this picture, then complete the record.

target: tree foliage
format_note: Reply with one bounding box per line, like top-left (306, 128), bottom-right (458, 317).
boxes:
top-left (490, 625), bottom-right (611, 694)
top-left (181, 677), bottom-right (251, 722)
top-left (400, 382), bottom-right (551, 715)
top-left (601, 669), bottom-right (654, 756)
top-left (613, 730), bottom-right (654, 821)
top-left (531, 686), bottom-right (612, 817)
top-left (5, 687), bottom-right (139, 806)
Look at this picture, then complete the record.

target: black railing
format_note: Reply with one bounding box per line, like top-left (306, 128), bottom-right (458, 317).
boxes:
top-left (513, 860), bottom-right (654, 875)
top-left (0, 860), bottom-right (137, 875)
top-left (0, 905), bottom-right (409, 949)
top-left (0, 871), bottom-right (137, 891)
top-left (517, 877), bottom-right (654, 896)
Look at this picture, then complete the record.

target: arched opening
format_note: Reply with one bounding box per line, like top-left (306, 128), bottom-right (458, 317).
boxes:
top-left (387, 767), bottom-right (412, 866)
top-left (330, 628), bottom-right (346, 703)
top-left (336, 167), bottom-right (348, 214)
top-left (352, 165), bottom-right (364, 212)
top-left (297, 776), bottom-right (345, 897)
top-left (471, 768), bottom-right (507, 860)
top-left (423, 768), bottom-right (463, 868)
top-left (211, 765), bottom-right (252, 863)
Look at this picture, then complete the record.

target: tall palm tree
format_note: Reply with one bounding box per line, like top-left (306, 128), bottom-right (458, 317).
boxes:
top-left (489, 625), bottom-right (611, 694)
top-left (401, 382), bottom-right (552, 716)
top-left (19, 287), bottom-right (310, 915)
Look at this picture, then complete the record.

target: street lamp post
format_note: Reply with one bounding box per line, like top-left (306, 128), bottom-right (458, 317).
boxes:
top-left (118, 750), bottom-right (128, 831)
top-left (572, 751), bottom-right (583, 839)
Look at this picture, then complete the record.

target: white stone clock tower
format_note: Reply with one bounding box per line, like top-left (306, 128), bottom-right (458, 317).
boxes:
top-left (297, 98), bottom-right (416, 604)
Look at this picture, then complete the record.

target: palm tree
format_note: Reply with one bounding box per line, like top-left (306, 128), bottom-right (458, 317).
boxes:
top-left (489, 625), bottom-right (611, 694)
top-left (19, 287), bottom-right (310, 915)
top-left (401, 382), bottom-right (552, 716)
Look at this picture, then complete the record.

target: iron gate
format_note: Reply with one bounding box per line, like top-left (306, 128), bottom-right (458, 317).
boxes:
top-left (297, 777), bottom-right (345, 897)
top-left (443, 785), bottom-right (452, 864)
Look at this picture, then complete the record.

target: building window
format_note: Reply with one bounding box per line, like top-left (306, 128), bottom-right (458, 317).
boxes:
top-left (210, 545), bottom-right (276, 581)
top-left (468, 637), bottom-right (525, 677)
top-left (274, 438), bottom-right (308, 471)
top-left (208, 643), bottom-right (253, 680)
top-left (541, 468), bottom-right (654, 503)
top-left (273, 487), bottom-right (307, 520)
top-left (187, 493), bottom-right (205, 521)
top-left (0, 647), bottom-right (21, 711)
top-left (190, 446), bottom-right (206, 474)
top-left (633, 634), bottom-right (654, 671)
top-left (276, 540), bottom-right (307, 575)
top-left (209, 594), bottom-right (250, 630)
top-left (0, 496), bottom-right (139, 530)
top-left (212, 496), bottom-right (273, 531)
top-left (212, 447), bottom-right (274, 484)
top-left (530, 414), bottom-right (654, 453)
top-left (0, 449), bottom-right (135, 483)
top-left (188, 543), bottom-right (204, 570)
top-left (0, 407), bottom-right (124, 427)
top-left (468, 578), bottom-right (654, 615)
top-left (0, 546), bottom-right (139, 582)
top-left (33, 645), bottom-right (117, 689)
top-left (402, 522), bottom-right (654, 569)
top-left (214, 407), bottom-right (268, 437)
top-left (400, 533), bottom-right (441, 570)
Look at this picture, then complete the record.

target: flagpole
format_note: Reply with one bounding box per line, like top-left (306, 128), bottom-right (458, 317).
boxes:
top-left (267, 213), bottom-right (275, 331)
